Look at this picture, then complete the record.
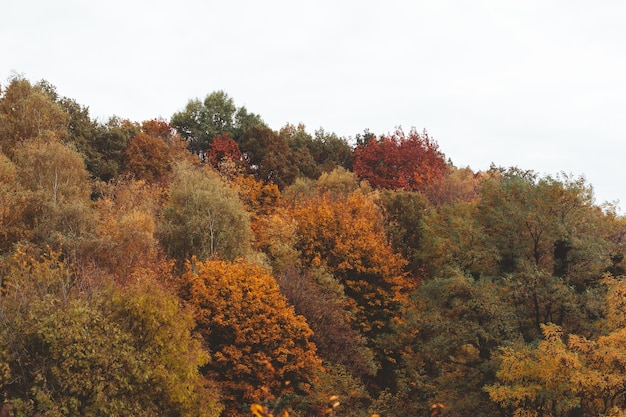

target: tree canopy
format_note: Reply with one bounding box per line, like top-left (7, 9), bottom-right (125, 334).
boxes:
top-left (1, 76), bottom-right (626, 417)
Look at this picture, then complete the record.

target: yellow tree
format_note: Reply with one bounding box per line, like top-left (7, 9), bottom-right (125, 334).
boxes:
top-left (0, 153), bottom-right (28, 253)
top-left (179, 259), bottom-right (322, 417)
top-left (486, 324), bottom-right (582, 417)
top-left (11, 138), bottom-right (95, 259)
top-left (88, 179), bottom-right (168, 281)
top-left (0, 250), bottom-right (222, 417)
top-left (487, 276), bottom-right (626, 417)
top-left (286, 170), bottom-right (409, 336)
top-left (0, 77), bottom-right (68, 156)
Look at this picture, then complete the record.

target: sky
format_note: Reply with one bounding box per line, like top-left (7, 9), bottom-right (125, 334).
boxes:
top-left (3, 0), bottom-right (626, 209)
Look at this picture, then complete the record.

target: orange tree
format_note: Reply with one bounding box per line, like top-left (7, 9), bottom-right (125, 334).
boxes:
top-left (284, 169), bottom-right (410, 390)
top-left (179, 258), bottom-right (322, 417)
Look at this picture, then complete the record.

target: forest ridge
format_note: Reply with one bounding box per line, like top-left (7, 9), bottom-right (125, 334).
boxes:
top-left (1, 76), bottom-right (625, 417)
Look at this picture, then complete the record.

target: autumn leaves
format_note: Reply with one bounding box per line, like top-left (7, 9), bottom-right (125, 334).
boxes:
top-left (2, 77), bottom-right (626, 416)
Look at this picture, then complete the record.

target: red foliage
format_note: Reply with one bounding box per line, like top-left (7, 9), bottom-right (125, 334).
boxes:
top-left (353, 128), bottom-right (447, 192)
top-left (206, 133), bottom-right (244, 169)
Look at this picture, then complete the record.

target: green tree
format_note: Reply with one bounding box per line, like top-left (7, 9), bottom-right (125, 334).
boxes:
top-left (0, 250), bottom-right (222, 417)
top-left (89, 117), bottom-right (140, 182)
top-left (399, 269), bottom-right (519, 417)
top-left (157, 160), bottom-right (252, 268)
top-left (379, 189), bottom-right (430, 276)
top-left (279, 124), bottom-right (352, 180)
top-left (171, 91), bottom-right (264, 156)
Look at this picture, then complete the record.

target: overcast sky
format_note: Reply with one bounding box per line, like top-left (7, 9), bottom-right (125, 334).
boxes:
top-left (3, 1), bottom-right (626, 209)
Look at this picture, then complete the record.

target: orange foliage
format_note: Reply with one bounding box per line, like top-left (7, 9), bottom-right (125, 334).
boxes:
top-left (90, 180), bottom-right (169, 282)
top-left (180, 259), bottom-right (322, 417)
top-left (123, 132), bottom-right (170, 182)
top-left (141, 117), bottom-right (173, 140)
top-left (289, 188), bottom-right (409, 334)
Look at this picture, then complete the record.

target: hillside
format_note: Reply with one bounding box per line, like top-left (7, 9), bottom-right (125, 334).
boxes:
top-left (1, 76), bottom-right (625, 417)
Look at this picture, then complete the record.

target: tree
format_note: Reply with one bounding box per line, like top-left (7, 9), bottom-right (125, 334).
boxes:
top-left (287, 171), bottom-right (408, 336)
top-left (206, 132), bottom-right (245, 171)
top-left (0, 153), bottom-right (28, 253)
top-left (240, 125), bottom-right (298, 189)
top-left (123, 130), bottom-right (171, 182)
top-left (486, 324), bottom-right (581, 417)
top-left (0, 77), bottom-right (68, 157)
top-left (171, 91), bottom-right (264, 156)
top-left (352, 127), bottom-right (447, 194)
top-left (379, 190), bottom-right (430, 276)
top-left (419, 200), bottom-right (499, 278)
top-left (89, 117), bottom-right (140, 182)
top-left (486, 276), bottom-right (626, 417)
top-left (88, 179), bottom-right (166, 280)
top-left (275, 267), bottom-right (378, 379)
top-left (285, 169), bottom-right (410, 391)
top-left (279, 124), bottom-right (352, 180)
top-left (179, 259), bottom-right (322, 417)
top-left (399, 270), bottom-right (519, 417)
top-left (0, 250), bottom-right (222, 417)
top-left (157, 160), bottom-right (252, 268)
top-left (12, 138), bottom-right (95, 258)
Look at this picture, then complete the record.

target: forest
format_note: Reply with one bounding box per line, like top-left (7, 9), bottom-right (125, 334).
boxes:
top-left (1, 76), bottom-right (625, 417)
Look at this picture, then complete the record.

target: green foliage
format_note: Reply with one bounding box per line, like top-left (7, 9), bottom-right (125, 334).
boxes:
top-left (379, 189), bottom-right (430, 276)
top-left (0, 251), bottom-right (222, 417)
top-left (89, 117), bottom-right (140, 182)
top-left (240, 125), bottom-right (298, 189)
top-left (157, 160), bottom-right (253, 267)
top-left (171, 90), bottom-right (264, 156)
top-left (399, 270), bottom-right (518, 417)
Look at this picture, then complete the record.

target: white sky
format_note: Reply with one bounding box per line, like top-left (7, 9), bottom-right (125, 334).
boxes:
top-left (3, 0), bottom-right (626, 209)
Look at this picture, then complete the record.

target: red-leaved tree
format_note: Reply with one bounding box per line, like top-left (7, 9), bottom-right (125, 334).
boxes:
top-left (353, 127), bottom-right (447, 193)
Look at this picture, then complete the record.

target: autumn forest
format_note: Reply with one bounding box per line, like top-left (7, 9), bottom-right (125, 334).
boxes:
top-left (1, 76), bottom-right (626, 417)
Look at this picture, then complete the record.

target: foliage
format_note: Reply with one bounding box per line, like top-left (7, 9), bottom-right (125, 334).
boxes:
top-left (179, 259), bottom-right (322, 417)
top-left (279, 124), bottom-right (352, 179)
top-left (88, 179), bottom-right (166, 280)
top-left (157, 160), bottom-right (253, 267)
top-left (0, 250), bottom-right (222, 417)
top-left (352, 127), bottom-right (446, 195)
top-left (171, 90), bottom-right (264, 156)
top-left (240, 125), bottom-right (298, 189)
top-left (0, 76), bottom-right (68, 157)
top-left (400, 270), bottom-right (519, 417)
top-left (123, 123), bottom-right (171, 182)
top-left (3, 76), bottom-right (626, 417)
top-left (0, 153), bottom-right (28, 253)
top-left (11, 138), bottom-right (95, 258)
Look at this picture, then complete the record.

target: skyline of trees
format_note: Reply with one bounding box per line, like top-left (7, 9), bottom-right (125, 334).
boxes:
top-left (1, 75), bottom-right (625, 417)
